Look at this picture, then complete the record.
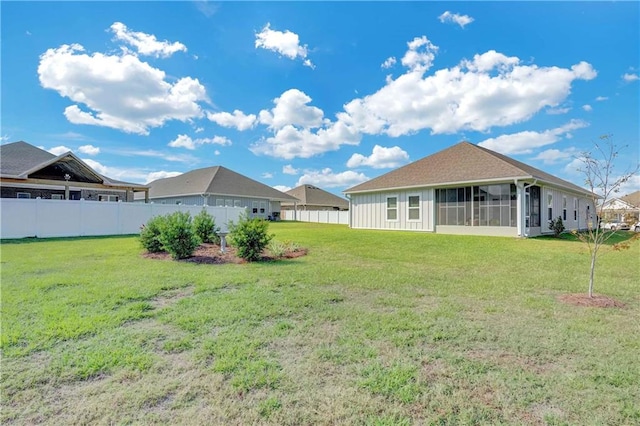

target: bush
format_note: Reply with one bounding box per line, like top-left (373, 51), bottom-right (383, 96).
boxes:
top-left (229, 214), bottom-right (273, 262)
top-left (267, 240), bottom-right (287, 258)
top-left (193, 209), bottom-right (220, 244)
top-left (549, 216), bottom-right (565, 237)
top-left (140, 215), bottom-right (166, 253)
top-left (159, 211), bottom-right (199, 259)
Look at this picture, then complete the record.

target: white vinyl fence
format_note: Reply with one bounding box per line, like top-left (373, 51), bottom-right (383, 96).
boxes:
top-left (280, 209), bottom-right (349, 225)
top-left (0, 198), bottom-right (246, 239)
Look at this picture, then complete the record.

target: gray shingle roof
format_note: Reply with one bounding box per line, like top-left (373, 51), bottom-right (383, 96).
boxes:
top-left (0, 141), bottom-right (147, 189)
top-left (148, 166), bottom-right (299, 201)
top-left (621, 190), bottom-right (640, 208)
top-left (0, 141), bottom-right (55, 177)
top-left (282, 184), bottom-right (349, 209)
top-left (345, 141), bottom-right (591, 195)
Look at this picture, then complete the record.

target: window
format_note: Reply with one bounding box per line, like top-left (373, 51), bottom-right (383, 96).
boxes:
top-left (386, 196), bottom-right (398, 221)
top-left (225, 199), bottom-right (233, 207)
top-left (234, 200), bottom-right (242, 208)
top-left (17, 192), bottom-right (31, 199)
top-left (99, 195), bottom-right (119, 202)
top-left (547, 194), bottom-right (553, 221)
top-left (260, 201), bottom-right (266, 214)
top-left (216, 199), bottom-right (224, 207)
top-left (574, 198), bottom-right (578, 221)
top-left (437, 184), bottom-right (516, 227)
top-left (563, 196), bottom-right (567, 221)
top-left (51, 194), bottom-right (64, 200)
top-left (407, 195), bottom-right (420, 221)
top-left (252, 201), bottom-right (258, 214)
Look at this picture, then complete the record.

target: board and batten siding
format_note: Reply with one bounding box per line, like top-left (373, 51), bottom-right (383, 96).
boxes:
top-left (349, 189), bottom-right (434, 231)
top-left (541, 186), bottom-right (595, 233)
top-left (139, 195), bottom-right (281, 219)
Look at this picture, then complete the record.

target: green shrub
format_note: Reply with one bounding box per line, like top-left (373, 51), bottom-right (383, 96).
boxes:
top-left (549, 216), bottom-right (565, 237)
top-left (139, 215), bottom-right (166, 253)
top-left (267, 240), bottom-right (287, 258)
top-left (229, 214), bottom-right (273, 262)
top-left (159, 212), bottom-right (199, 259)
top-left (193, 209), bottom-right (220, 244)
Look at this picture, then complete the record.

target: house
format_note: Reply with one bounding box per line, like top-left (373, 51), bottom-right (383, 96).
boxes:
top-left (0, 141), bottom-right (149, 201)
top-left (281, 184), bottom-right (349, 211)
top-left (344, 141), bottom-right (596, 237)
top-left (136, 165), bottom-right (299, 220)
top-left (601, 190), bottom-right (640, 222)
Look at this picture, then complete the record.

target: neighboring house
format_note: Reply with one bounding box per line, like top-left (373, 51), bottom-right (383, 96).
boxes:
top-left (344, 141), bottom-right (596, 237)
top-left (0, 141), bottom-right (149, 201)
top-left (136, 166), bottom-right (299, 220)
top-left (601, 190), bottom-right (640, 222)
top-left (281, 184), bottom-right (349, 211)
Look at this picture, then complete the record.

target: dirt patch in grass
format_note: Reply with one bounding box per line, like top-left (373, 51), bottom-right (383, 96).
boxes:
top-left (558, 293), bottom-right (626, 308)
top-left (142, 243), bottom-right (308, 264)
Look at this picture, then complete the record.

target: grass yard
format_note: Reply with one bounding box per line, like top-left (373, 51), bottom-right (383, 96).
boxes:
top-left (1, 222), bottom-right (639, 425)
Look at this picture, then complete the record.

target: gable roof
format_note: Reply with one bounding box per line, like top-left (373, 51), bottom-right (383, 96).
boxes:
top-left (344, 141), bottom-right (591, 196)
top-left (0, 141), bottom-right (146, 189)
top-left (147, 166), bottom-right (299, 202)
top-left (621, 190), bottom-right (640, 208)
top-left (282, 184), bottom-right (349, 208)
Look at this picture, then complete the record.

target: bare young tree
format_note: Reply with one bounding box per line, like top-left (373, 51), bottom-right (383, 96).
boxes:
top-left (573, 134), bottom-right (639, 297)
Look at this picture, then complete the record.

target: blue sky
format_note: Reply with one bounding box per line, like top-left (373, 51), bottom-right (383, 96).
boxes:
top-left (2, 1), bottom-right (639, 196)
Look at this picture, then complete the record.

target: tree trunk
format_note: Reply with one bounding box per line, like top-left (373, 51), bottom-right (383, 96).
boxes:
top-left (589, 252), bottom-right (596, 298)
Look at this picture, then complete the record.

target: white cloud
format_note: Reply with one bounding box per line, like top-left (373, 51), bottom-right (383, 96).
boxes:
top-left (168, 134), bottom-right (231, 150)
top-left (531, 147), bottom-right (578, 164)
top-left (262, 172), bottom-right (274, 179)
top-left (1, 135), bottom-right (10, 142)
top-left (623, 73), bottom-right (639, 82)
top-left (381, 56), bottom-right (396, 69)
top-left (195, 127), bottom-right (204, 133)
top-left (78, 144), bottom-right (100, 155)
top-left (250, 121), bottom-right (360, 160)
top-left (346, 145), bottom-right (409, 169)
top-left (273, 185), bottom-right (292, 192)
top-left (296, 168), bottom-right (369, 189)
top-left (145, 170), bottom-right (183, 183)
top-left (595, 96), bottom-right (608, 101)
top-left (401, 36), bottom-right (438, 72)
top-left (110, 22), bottom-right (187, 58)
top-left (339, 47), bottom-right (597, 137)
top-left (47, 145), bottom-right (72, 156)
top-left (207, 109), bottom-right (257, 131)
top-left (582, 104), bottom-right (593, 112)
top-left (214, 150), bottom-right (220, 155)
top-left (546, 106), bottom-right (571, 115)
top-left (438, 11), bottom-right (474, 28)
top-left (259, 89), bottom-right (325, 130)
top-left (478, 119), bottom-right (589, 155)
top-left (283, 164), bottom-right (299, 175)
top-left (38, 43), bottom-right (207, 135)
top-left (255, 23), bottom-right (314, 68)
top-left (115, 148), bottom-right (198, 164)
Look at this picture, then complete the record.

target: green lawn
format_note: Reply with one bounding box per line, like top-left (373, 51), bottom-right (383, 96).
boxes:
top-left (2, 222), bottom-right (639, 425)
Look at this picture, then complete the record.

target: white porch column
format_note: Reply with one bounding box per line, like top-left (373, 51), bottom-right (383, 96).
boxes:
top-left (516, 182), bottom-right (524, 237)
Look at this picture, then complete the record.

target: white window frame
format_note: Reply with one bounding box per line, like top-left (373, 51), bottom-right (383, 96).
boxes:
top-left (563, 196), bottom-right (567, 221)
top-left (99, 194), bottom-right (119, 202)
top-left (17, 192), bottom-right (31, 199)
top-left (386, 195), bottom-right (399, 221)
top-left (234, 200), bottom-right (242, 208)
top-left (216, 198), bottom-right (224, 207)
top-left (259, 201), bottom-right (267, 214)
top-left (252, 201), bottom-right (259, 214)
top-left (407, 193), bottom-right (421, 221)
top-left (225, 199), bottom-right (233, 207)
top-left (574, 198), bottom-right (578, 221)
top-left (51, 194), bottom-right (64, 200)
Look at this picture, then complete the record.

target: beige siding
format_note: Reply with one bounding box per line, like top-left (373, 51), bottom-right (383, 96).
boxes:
top-left (350, 189), bottom-right (434, 231)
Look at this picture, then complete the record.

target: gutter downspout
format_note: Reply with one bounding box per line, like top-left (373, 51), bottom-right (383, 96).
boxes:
top-left (346, 194), bottom-right (352, 228)
top-left (522, 179), bottom-right (538, 238)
